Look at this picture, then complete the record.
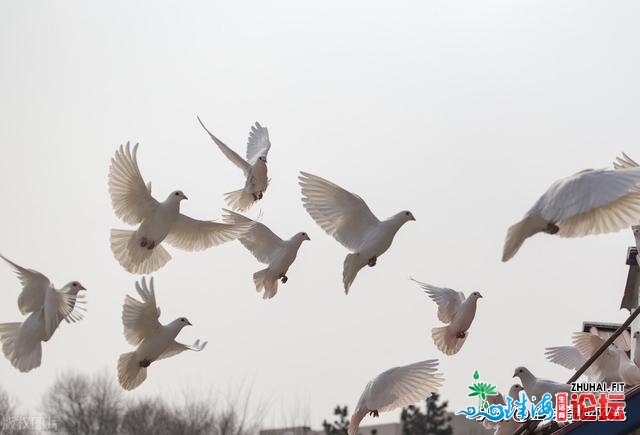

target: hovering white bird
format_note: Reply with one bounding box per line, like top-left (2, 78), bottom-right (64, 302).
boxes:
top-left (570, 332), bottom-right (628, 384)
top-left (502, 156), bottom-right (640, 262)
top-left (544, 327), bottom-right (628, 383)
top-left (222, 210), bottom-right (310, 299)
top-left (299, 172), bottom-right (415, 293)
top-left (573, 332), bottom-right (640, 386)
top-left (512, 366), bottom-right (570, 405)
top-left (348, 360), bottom-right (443, 435)
top-left (117, 277), bottom-right (207, 391)
top-left (108, 143), bottom-right (254, 274)
top-left (0, 255), bottom-right (86, 372)
top-left (412, 279), bottom-right (482, 355)
top-left (197, 116), bottom-right (271, 211)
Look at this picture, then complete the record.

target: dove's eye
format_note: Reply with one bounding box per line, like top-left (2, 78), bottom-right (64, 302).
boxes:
top-left (72, 282), bottom-right (77, 287)
top-left (175, 192), bottom-right (180, 196)
top-left (180, 318), bottom-right (186, 322)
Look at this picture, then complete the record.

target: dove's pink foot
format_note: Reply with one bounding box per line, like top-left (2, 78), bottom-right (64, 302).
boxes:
top-left (139, 359), bottom-right (151, 368)
top-left (367, 256), bottom-right (377, 267)
top-left (147, 241), bottom-right (156, 250)
top-left (545, 223), bottom-right (559, 234)
top-left (258, 191), bottom-right (263, 199)
top-left (279, 274), bottom-right (288, 284)
top-left (456, 331), bottom-right (467, 339)
top-left (368, 410), bottom-right (379, 417)
top-left (140, 237), bottom-right (148, 248)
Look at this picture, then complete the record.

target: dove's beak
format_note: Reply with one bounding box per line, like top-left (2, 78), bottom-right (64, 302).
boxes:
top-left (80, 285), bottom-right (86, 291)
top-left (183, 194), bottom-right (189, 200)
top-left (187, 320), bottom-right (192, 326)
top-left (305, 235), bottom-right (311, 241)
top-left (411, 214), bottom-right (416, 221)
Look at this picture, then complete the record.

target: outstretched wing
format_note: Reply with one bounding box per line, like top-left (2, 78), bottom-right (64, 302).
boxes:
top-left (122, 277), bottom-right (161, 346)
top-left (165, 212), bottom-right (254, 252)
top-left (108, 142), bottom-right (159, 224)
top-left (572, 332), bottom-right (621, 380)
top-left (613, 152), bottom-right (639, 170)
top-left (1, 255), bottom-right (50, 315)
top-left (411, 279), bottom-right (464, 324)
top-left (299, 172), bottom-right (379, 251)
top-left (43, 287), bottom-right (83, 339)
top-left (222, 209), bottom-right (283, 264)
top-left (156, 339), bottom-right (208, 361)
top-left (544, 346), bottom-right (587, 371)
top-left (534, 168), bottom-right (640, 237)
top-left (197, 116), bottom-right (251, 175)
top-left (246, 122), bottom-right (271, 164)
top-left (361, 359), bottom-right (444, 413)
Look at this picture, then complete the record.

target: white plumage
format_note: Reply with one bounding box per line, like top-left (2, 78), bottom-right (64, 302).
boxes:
top-left (197, 116), bottom-right (271, 211)
top-left (108, 143), bottom-right (254, 274)
top-left (299, 172), bottom-right (415, 293)
top-left (512, 366), bottom-right (570, 406)
top-left (412, 279), bottom-right (482, 355)
top-left (502, 155), bottom-right (640, 261)
top-left (222, 210), bottom-right (310, 299)
top-left (117, 277), bottom-right (207, 391)
top-left (348, 360), bottom-right (443, 435)
top-left (544, 327), bottom-right (628, 383)
top-left (572, 332), bottom-right (640, 386)
top-left (0, 255), bottom-right (86, 372)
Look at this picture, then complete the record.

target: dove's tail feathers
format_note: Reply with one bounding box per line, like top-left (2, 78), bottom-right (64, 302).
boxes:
top-left (348, 408), bottom-right (368, 435)
top-left (343, 253), bottom-right (364, 294)
top-left (253, 268), bottom-right (278, 299)
top-left (501, 217), bottom-right (545, 262)
top-left (431, 326), bottom-right (467, 356)
top-left (118, 351), bottom-right (147, 391)
top-left (224, 188), bottom-right (255, 212)
top-left (110, 229), bottom-right (171, 274)
top-left (0, 322), bottom-right (42, 372)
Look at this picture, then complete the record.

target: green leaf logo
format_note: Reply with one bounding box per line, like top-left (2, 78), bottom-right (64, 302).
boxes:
top-left (473, 370), bottom-right (480, 380)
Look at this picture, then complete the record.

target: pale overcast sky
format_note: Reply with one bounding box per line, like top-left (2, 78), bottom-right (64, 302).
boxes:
top-left (1, 0), bottom-right (640, 428)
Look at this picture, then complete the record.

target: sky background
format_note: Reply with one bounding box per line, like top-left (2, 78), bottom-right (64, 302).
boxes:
top-left (1, 0), bottom-right (640, 429)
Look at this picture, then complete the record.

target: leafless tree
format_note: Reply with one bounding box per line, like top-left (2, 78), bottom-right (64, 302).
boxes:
top-left (42, 371), bottom-right (123, 435)
top-left (39, 371), bottom-right (264, 435)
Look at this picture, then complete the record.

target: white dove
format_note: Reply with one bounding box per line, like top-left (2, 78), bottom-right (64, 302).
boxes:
top-left (502, 156), bottom-right (640, 262)
top-left (197, 116), bottom-right (271, 211)
top-left (299, 172), bottom-right (415, 293)
top-left (573, 332), bottom-right (640, 386)
top-left (0, 255), bottom-right (86, 372)
top-left (512, 366), bottom-right (570, 406)
top-left (570, 332), bottom-right (626, 384)
top-left (108, 143), bottom-right (254, 274)
top-left (544, 327), bottom-right (624, 382)
top-left (222, 210), bottom-right (310, 299)
top-left (117, 277), bottom-right (207, 391)
top-left (348, 359), bottom-right (443, 435)
top-left (412, 279), bottom-right (482, 355)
